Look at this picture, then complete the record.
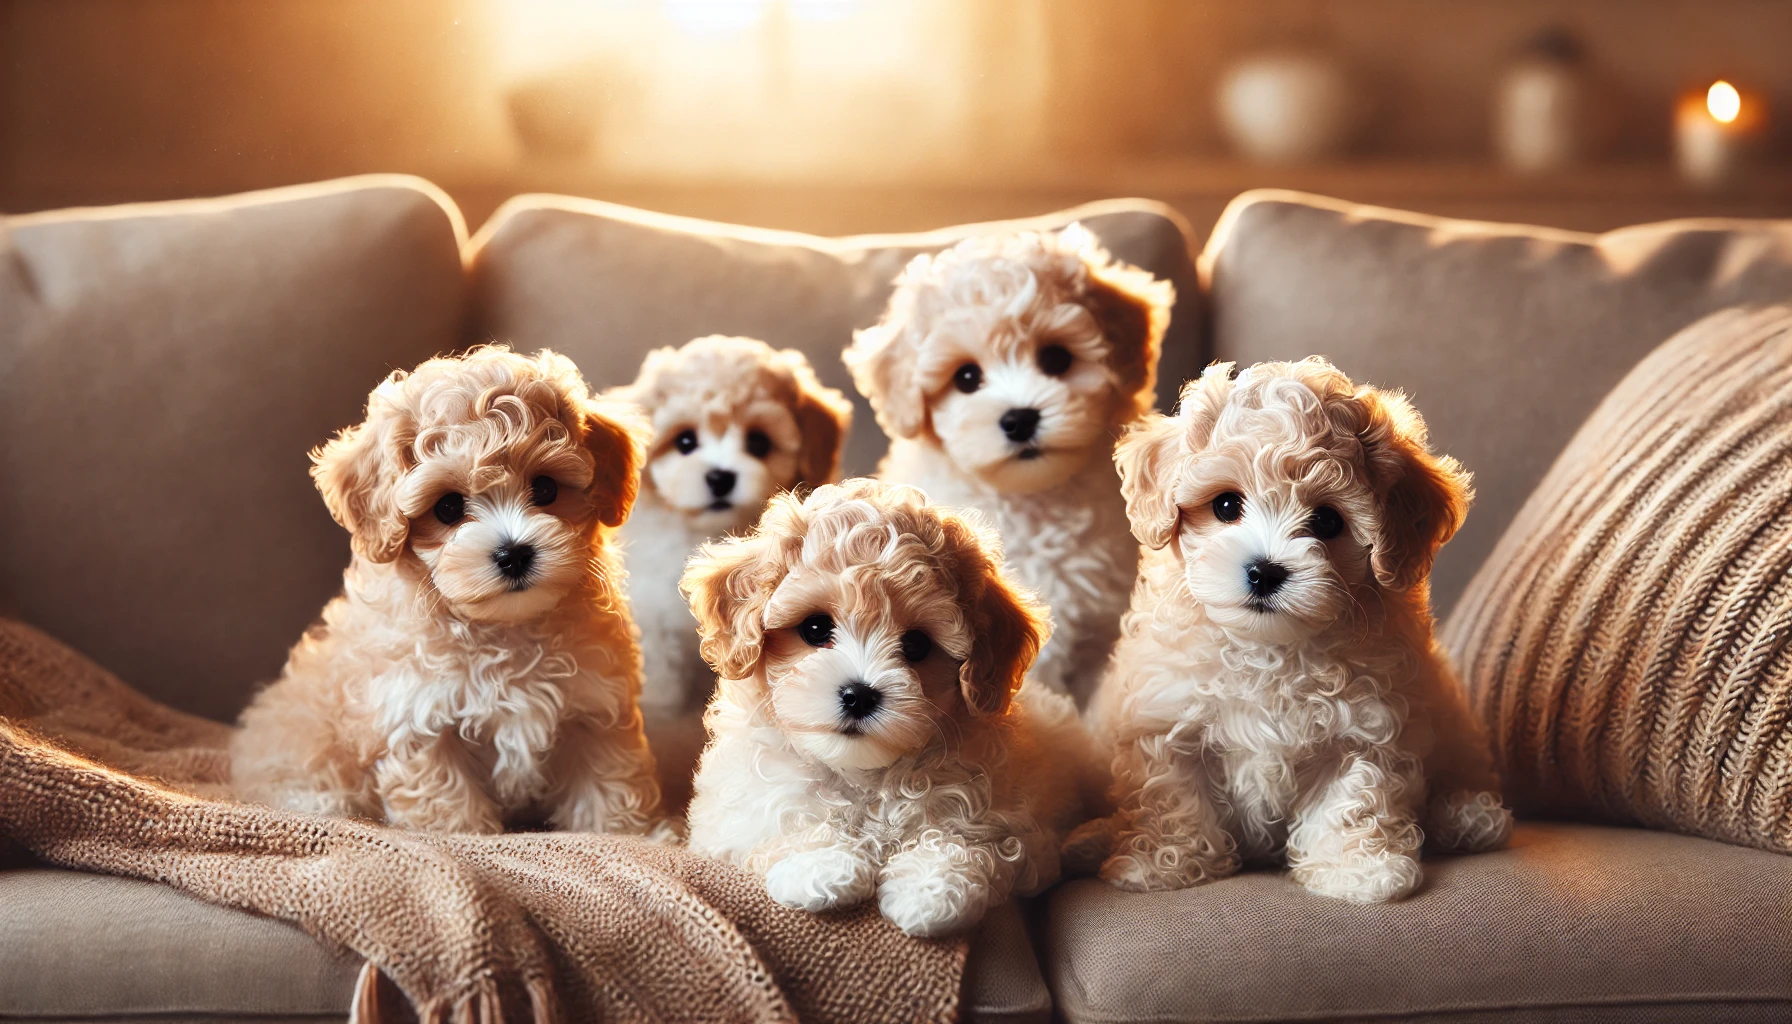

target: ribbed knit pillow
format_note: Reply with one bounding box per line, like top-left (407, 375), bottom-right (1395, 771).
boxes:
top-left (1444, 304), bottom-right (1792, 854)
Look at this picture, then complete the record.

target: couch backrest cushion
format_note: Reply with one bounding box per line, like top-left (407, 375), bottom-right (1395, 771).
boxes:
top-left (1202, 190), bottom-right (1792, 615)
top-left (0, 176), bottom-right (467, 721)
top-left (466, 197), bottom-right (1203, 476)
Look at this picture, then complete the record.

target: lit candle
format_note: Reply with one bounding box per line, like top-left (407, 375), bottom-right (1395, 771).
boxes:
top-left (1675, 80), bottom-right (1767, 189)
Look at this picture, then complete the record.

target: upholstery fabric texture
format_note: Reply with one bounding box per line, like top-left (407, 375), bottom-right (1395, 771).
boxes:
top-left (465, 196), bottom-right (1204, 476)
top-left (0, 618), bottom-right (967, 1024)
top-left (0, 176), bottom-right (469, 722)
top-left (1202, 190), bottom-right (1792, 615)
top-left (1444, 305), bottom-right (1792, 853)
top-left (1046, 822), bottom-right (1792, 1024)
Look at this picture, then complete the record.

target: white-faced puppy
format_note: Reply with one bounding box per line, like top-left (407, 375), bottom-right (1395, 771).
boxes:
top-left (682, 479), bottom-right (1095, 937)
top-left (1081, 358), bottom-right (1511, 903)
top-left (606, 335), bottom-right (852, 808)
top-left (845, 225), bottom-right (1173, 705)
top-left (232, 346), bottom-right (667, 837)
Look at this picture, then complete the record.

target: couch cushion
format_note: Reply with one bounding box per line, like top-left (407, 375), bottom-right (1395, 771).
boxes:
top-left (1202, 190), bottom-right (1792, 616)
top-left (1446, 305), bottom-right (1792, 851)
top-left (466, 197), bottom-right (1203, 476)
top-left (0, 176), bottom-right (468, 722)
top-left (0, 868), bottom-right (358, 1019)
top-left (1046, 823), bottom-right (1792, 1024)
top-left (0, 867), bottom-right (1048, 1023)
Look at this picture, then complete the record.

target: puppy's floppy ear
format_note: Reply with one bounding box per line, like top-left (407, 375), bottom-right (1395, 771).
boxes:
top-left (1355, 387), bottom-right (1472, 592)
top-left (581, 402), bottom-right (646, 528)
top-left (1114, 364), bottom-right (1232, 550)
top-left (312, 376), bottom-right (416, 563)
top-left (779, 352), bottom-right (854, 488)
top-left (844, 253), bottom-right (933, 440)
top-left (1114, 413), bottom-right (1185, 551)
top-left (680, 498), bottom-right (796, 680)
top-left (945, 518), bottom-right (1048, 718)
top-left (1064, 224), bottom-right (1176, 425)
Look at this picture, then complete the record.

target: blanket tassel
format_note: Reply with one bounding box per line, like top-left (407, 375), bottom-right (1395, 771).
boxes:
top-left (349, 962), bottom-right (386, 1024)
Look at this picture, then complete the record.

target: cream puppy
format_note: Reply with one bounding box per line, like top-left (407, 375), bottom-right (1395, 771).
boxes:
top-left (233, 346), bottom-right (666, 836)
top-left (845, 225), bottom-right (1173, 705)
top-left (683, 479), bottom-right (1096, 937)
top-left (606, 336), bottom-right (851, 808)
top-left (1080, 358), bottom-right (1511, 903)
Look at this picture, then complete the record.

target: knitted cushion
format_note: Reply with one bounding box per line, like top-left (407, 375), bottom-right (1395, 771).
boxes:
top-left (1444, 304), bottom-right (1792, 854)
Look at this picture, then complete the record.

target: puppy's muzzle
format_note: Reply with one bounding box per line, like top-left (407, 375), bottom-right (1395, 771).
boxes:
top-left (1245, 559), bottom-right (1289, 600)
top-left (837, 681), bottom-right (883, 729)
top-left (493, 543), bottom-right (536, 584)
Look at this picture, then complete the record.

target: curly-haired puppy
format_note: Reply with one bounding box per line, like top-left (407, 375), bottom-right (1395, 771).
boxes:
top-left (232, 346), bottom-right (666, 836)
top-left (845, 224), bottom-right (1174, 705)
top-left (682, 479), bottom-right (1096, 937)
top-left (606, 335), bottom-right (852, 809)
top-left (1079, 358), bottom-right (1512, 903)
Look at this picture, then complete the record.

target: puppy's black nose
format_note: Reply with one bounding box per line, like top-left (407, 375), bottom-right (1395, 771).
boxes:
top-left (838, 681), bottom-right (883, 722)
top-left (1246, 560), bottom-right (1289, 599)
top-left (493, 543), bottom-right (536, 581)
top-left (1000, 408), bottom-right (1041, 443)
top-left (705, 468), bottom-right (737, 498)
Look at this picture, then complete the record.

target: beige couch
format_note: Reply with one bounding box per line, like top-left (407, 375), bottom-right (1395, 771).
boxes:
top-left (2, 178), bottom-right (1790, 1023)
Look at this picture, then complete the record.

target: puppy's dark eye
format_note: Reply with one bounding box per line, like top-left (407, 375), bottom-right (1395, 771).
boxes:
top-left (746, 429), bottom-right (772, 459)
top-left (1309, 505), bottom-right (1345, 540)
top-left (674, 429), bottom-right (698, 455)
top-left (1037, 344), bottom-right (1073, 377)
top-left (433, 492), bottom-right (466, 525)
top-left (1211, 491), bottom-right (1245, 523)
top-left (900, 629), bottom-right (933, 663)
top-left (798, 613), bottom-right (835, 648)
top-left (953, 363), bottom-right (982, 394)
top-left (529, 475), bottom-right (558, 507)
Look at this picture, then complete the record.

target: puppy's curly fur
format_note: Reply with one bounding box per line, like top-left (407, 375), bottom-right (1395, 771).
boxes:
top-left (1077, 358), bottom-right (1512, 903)
top-left (232, 346), bottom-right (667, 837)
top-left (606, 335), bottom-right (851, 809)
top-left (682, 479), bottom-right (1097, 937)
top-left (845, 225), bottom-right (1173, 705)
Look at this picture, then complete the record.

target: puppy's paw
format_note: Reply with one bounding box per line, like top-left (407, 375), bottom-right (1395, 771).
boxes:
top-left (1426, 790), bottom-right (1513, 853)
top-left (1098, 830), bottom-right (1237, 892)
top-left (876, 858), bottom-right (990, 939)
top-left (764, 846), bottom-right (878, 913)
top-left (1293, 851), bottom-right (1423, 903)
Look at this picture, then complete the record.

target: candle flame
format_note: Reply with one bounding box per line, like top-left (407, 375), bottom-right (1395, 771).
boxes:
top-left (1708, 81), bottom-right (1742, 124)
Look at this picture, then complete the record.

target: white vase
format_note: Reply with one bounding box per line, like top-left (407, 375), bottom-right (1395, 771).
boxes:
top-left (1217, 49), bottom-right (1361, 166)
top-left (1492, 31), bottom-right (1588, 174)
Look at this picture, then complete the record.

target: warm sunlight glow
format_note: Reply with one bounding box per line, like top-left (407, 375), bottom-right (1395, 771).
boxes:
top-left (1707, 80), bottom-right (1742, 124)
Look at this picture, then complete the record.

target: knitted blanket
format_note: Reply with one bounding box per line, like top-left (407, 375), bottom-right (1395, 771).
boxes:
top-left (0, 618), bottom-right (965, 1023)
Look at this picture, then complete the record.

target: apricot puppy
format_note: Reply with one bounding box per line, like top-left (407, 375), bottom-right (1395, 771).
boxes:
top-left (1081, 358), bottom-right (1511, 902)
top-left (683, 479), bottom-right (1096, 936)
top-left (232, 346), bottom-right (666, 836)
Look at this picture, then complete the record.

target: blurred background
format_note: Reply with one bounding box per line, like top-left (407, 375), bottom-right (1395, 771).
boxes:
top-left (2, 0), bottom-right (1789, 236)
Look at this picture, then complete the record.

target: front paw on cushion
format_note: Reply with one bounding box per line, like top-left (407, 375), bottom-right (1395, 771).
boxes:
top-left (877, 850), bottom-right (992, 938)
top-left (764, 846), bottom-right (877, 912)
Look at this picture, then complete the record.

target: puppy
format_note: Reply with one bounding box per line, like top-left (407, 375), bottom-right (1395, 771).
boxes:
top-left (607, 336), bottom-right (851, 809)
top-left (1080, 358), bottom-right (1511, 903)
top-left (845, 224), bottom-right (1174, 705)
top-left (232, 346), bottom-right (666, 837)
top-left (682, 479), bottom-right (1095, 937)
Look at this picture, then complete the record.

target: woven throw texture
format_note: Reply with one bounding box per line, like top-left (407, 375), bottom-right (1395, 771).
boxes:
top-left (0, 618), bottom-right (966, 1024)
top-left (1444, 304), bottom-right (1792, 854)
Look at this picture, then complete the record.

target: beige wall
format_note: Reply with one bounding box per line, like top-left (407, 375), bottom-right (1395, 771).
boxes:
top-left (2, 1), bottom-right (1789, 233)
